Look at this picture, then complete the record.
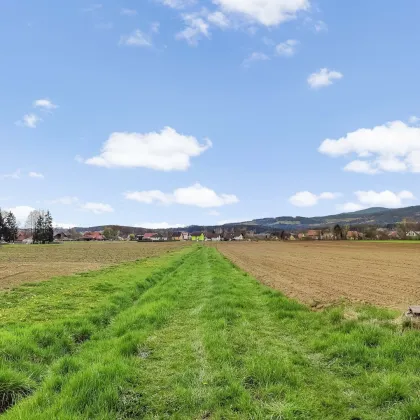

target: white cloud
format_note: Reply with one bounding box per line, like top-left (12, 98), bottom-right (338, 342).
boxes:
top-left (0, 169), bottom-right (21, 180)
top-left (289, 191), bottom-right (340, 207)
top-left (307, 68), bottom-right (343, 89)
top-left (28, 171), bottom-right (44, 179)
top-left (19, 114), bottom-right (41, 128)
top-left (125, 183), bottom-right (239, 208)
top-left (355, 190), bottom-right (415, 208)
top-left (120, 8), bottom-right (137, 16)
top-left (85, 127), bottom-right (212, 171)
top-left (80, 202), bottom-right (114, 214)
top-left (33, 98), bottom-right (58, 110)
top-left (50, 196), bottom-right (79, 205)
top-left (336, 202), bottom-right (365, 212)
top-left (119, 30), bottom-right (152, 47)
top-left (275, 39), bottom-right (299, 56)
top-left (176, 13), bottom-right (211, 45)
top-left (242, 52), bottom-right (270, 68)
top-left (214, 0), bottom-right (310, 27)
top-left (408, 115), bottom-right (420, 125)
top-left (319, 120), bottom-right (420, 174)
top-left (53, 222), bottom-right (76, 229)
top-left (208, 210), bottom-right (221, 216)
top-left (343, 160), bottom-right (379, 174)
top-left (7, 206), bottom-right (36, 225)
top-left (207, 11), bottom-right (230, 28)
top-left (134, 222), bottom-right (184, 229)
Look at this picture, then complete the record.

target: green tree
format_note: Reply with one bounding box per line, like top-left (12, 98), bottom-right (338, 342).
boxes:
top-left (333, 224), bottom-right (342, 240)
top-left (0, 208), bottom-right (4, 241)
top-left (4, 211), bottom-right (18, 243)
top-left (103, 226), bottom-right (119, 240)
top-left (34, 214), bottom-right (44, 244)
top-left (44, 211), bottom-right (54, 243)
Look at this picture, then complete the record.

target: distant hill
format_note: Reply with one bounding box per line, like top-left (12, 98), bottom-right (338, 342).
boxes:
top-left (70, 205), bottom-right (420, 233)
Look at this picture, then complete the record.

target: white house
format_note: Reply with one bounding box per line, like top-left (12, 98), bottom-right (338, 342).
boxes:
top-left (407, 231), bottom-right (420, 238)
top-left (181, 232), bottom-right (191, 240)
top-left (233, 233), bottom-right (244, 241)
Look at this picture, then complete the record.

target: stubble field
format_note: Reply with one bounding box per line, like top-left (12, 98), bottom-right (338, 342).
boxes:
top-left (0, 241), bottom-right (189, 290)
top-left (216, 241), bottom-right (420, 310)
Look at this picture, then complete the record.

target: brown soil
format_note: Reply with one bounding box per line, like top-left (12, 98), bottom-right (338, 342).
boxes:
top-left (0, 241), bottom-right (188, 290)
top-left (216, 241), bottom-right (420, 310)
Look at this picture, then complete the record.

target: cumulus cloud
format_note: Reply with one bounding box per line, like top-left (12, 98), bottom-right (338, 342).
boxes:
top-left (33, 98), bottom-right (58, 110)
top-left (275, 39), bottom-right (299, 56)
top-left (289, 191), bottom-right (340, 207)
top-left (207, 11), bottom-right (230, 28)
top-left (135, 222), bottom-right (185, 229)
top-left (336, 202), bottom-right (365, 212)
top-left (214, 0), bottom-right (310, 27)
top-left (242, 52), bottom-right (270, 68)
top-left (80, 202), bottom-right (114, 214)
top-left (319, 120), bottom-right (420, 174)
top-left (336, 190), bottom-right (415, 212)
top-left (53, 222), bottom-right (76, 229)
top-left (28, 171), bottom-right (44, 179)
top-left (176, 12), bottom-right (211, 45)
top-left (355, 190), bottom-right (415, 208)
top-left (119, 29), bottom-right (152, 47)
top-left (7, 206), bottom-right (36, 225)
top-left (85, 127), bottom-right (211, 171)
top-left (307, 68), bottom-right (343, 89)
top-left (18, 113), bottom-right (41, 128)
top-left (124, 183), bottom-right (239, 208)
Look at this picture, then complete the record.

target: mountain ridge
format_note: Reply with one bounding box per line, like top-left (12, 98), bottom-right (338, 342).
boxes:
top-left (69, 205), bottom-right (420, 233)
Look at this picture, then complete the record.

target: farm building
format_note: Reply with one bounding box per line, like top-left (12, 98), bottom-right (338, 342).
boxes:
top-left (142, 233), bottom-right (157, 241)
top-left (205, 233), bottom-right (222, 241)
top-left (233, 233), bottom-right (244, 241)
top-left (82, 231), bottom-right (105, 241)
top-left (54, 231), bottom-right (70, 241)
top-left (172, 232), bottom-right (182, 241)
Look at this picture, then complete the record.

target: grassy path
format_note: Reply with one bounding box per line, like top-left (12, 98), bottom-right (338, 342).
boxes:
top-left (2, 246), bottom-right (420, 419)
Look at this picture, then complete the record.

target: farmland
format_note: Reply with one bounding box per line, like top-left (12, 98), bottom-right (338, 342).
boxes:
top-left (0, 243), bottom-right (420, 420)
top-left (0, 241), bottom-right (188, 290)
top-left (1, 245), bottom-right (420, 419)
top-left (217, 241), bottom-right (420, 310)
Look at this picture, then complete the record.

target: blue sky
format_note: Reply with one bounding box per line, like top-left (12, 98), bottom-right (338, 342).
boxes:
top-left (1, 0), bottom-right (420, 228)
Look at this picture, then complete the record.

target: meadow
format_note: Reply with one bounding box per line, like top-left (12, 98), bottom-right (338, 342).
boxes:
top-left (1, 244), bottom-right (420, 419)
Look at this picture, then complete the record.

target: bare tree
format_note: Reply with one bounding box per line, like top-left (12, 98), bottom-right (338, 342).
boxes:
top-left (25, 210), bottom-right (41, 237)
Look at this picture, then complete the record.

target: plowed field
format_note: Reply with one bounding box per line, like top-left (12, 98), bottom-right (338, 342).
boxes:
top-left (217, 241), bottom-right (420, 309)
top-left (0, 241), bottom-right (189, 290)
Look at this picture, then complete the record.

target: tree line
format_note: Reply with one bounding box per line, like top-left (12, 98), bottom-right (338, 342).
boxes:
top-left (0, 208), bottom-right (54, 243)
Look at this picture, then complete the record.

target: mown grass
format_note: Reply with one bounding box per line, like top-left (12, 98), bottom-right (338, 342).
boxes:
top-left (2, 246), bottom-right (420, 419)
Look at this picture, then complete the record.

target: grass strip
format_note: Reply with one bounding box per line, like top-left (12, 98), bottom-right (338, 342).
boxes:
top-left (0, 246), bottom-right (194, 414)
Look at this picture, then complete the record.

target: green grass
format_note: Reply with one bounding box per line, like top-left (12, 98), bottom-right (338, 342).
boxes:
top-left (1, 246), bottom-right (420, 419)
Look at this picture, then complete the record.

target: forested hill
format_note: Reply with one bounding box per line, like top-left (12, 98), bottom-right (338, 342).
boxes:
top-left (71, 205), bottom-right (420, 233)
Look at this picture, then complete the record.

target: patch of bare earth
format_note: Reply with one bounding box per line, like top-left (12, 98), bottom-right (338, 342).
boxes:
top-left (216, 241), bottom-right (420, 310)
top-left (0, 241), bottom-right (189, 290)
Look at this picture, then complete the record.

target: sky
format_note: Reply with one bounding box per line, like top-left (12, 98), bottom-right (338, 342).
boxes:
top-left (1, 0), bottom-right (420, 228)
